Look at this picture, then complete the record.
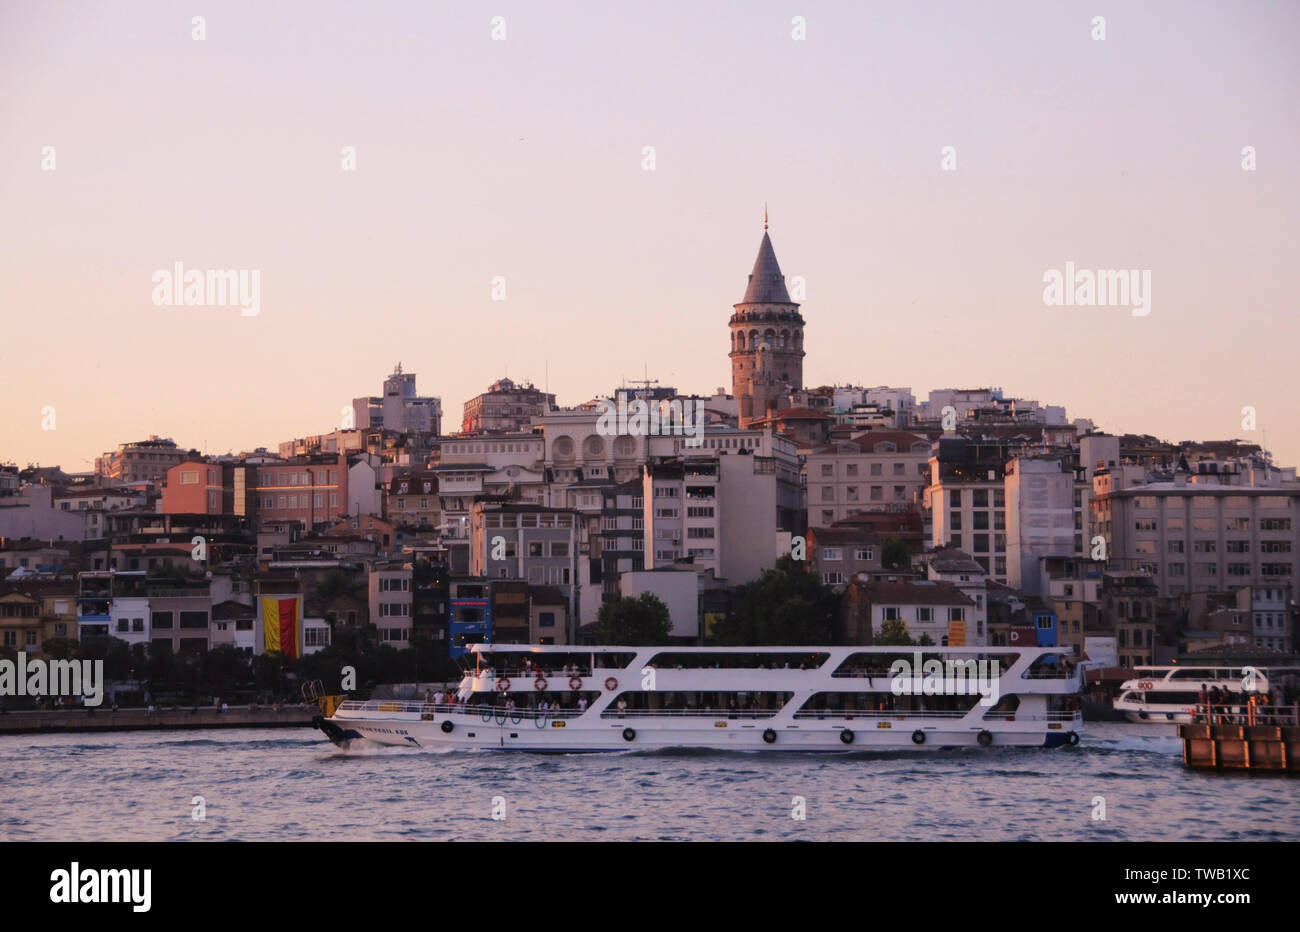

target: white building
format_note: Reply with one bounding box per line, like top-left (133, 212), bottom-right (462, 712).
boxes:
top-left (919, 549), bottom-right (989, 645)
top-left (1005, 456), bottom-right (1088, 595)
top-left (619, 568), bottom-right (699, 637)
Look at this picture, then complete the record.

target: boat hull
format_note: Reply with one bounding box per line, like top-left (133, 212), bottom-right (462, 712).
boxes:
top-left (319, 710), bottom-right (1081, 752)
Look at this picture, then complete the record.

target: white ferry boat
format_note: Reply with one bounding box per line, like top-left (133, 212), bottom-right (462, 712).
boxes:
top-left (1114, 662), bottom-right (1300, 724)
top-left (315, 644), bottom-right (1093, 752)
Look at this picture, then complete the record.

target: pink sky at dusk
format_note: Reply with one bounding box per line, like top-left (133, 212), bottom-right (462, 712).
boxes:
top-left (2, 0), bottom-right (1297, 469)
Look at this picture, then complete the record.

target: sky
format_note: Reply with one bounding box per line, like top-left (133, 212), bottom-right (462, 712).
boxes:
top-left (2, 0), bottom-right (1297, 470)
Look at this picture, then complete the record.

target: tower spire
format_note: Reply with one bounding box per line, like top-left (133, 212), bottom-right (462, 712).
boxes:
top-left (763, 202), bottom-right (768, 231)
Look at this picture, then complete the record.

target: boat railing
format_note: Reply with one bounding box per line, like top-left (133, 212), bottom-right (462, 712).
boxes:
top-left (982, 710), bottom-right (1082, 722)
top-left (1188, 703), bottom-right (1300, 726)
top-left (1021, 670), bottom-right (1079, 679)
top-left (338, 700), bottom-right (586, 718)
top-left (793, 709), bottom-right (968, 720)
top-left (600, 708), bottom-right (782, 719)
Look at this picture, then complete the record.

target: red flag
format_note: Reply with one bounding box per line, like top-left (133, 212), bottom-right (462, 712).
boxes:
top-left (277, 597), bottom-right (299, 659)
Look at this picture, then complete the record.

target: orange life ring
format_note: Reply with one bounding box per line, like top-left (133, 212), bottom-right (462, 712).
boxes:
top-left (496, 677), bottom-right (510, 692)
top-left (604, 677), bottom-right (618, 691)
top-left (534, 677), bottom-right (548, 692)
top-left (569, 676), bottom-right (582, 691)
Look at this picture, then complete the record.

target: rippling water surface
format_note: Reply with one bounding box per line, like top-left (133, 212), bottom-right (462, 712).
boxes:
top-left (2, 723), bottom-right (1296, 841)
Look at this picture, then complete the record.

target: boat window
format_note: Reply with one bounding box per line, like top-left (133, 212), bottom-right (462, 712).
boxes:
top-left (646, 652), bottom-right (830, 670)
top-left (599, 691), bottom-right (793, 718)
top-left (794, 691), bottom-right (986, 717)
top-left (832, 652), bottom-right (1019, 678)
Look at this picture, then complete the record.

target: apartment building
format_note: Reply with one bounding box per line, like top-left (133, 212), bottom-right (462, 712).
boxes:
top-left (351, 364), bottom-right (442, 434)
top-left (461, 377), bottom-right (555, 434)
top-left (1237, 584), bottom-right (1293, 652)
top-left (448, 577), bottom-right (491, 657)
top-left (470, 502), bottom-right (579, 636)
top-left (369, 562), bottom-right (413, 647)
top-left (599, 481), bottom-right (645, 608)
top-left (806, 526), bottom-right (884, 587)
top-left (1100, 572), bottom-right (1159, 668)
top-left (162, 455), bottom-right (355, 530)
top-left (0, 586), bottom-right (45, 653)
top-left (147, 577), bottom-right (212, 653)
top-left (77, 571), bottom-right (149, 643)
top-left (805, 431), bottom-right (931, 526)
top-left (1004, 455), bottom-right (1089, 595)
top-left (95, 436), bottom-right (194, 484)
top-left (434, 431), bottom-right (548, 572)
top-left (1091, 462), bottom-right (1300, 598)
top-left (926, 445), bottom-right (1008, 583)
top-left (385, 470), bottom-right (441, 530)
top-left (642, 451), bottom-right (791, 586)
top-left (470, 503), bottom-right (577, 586)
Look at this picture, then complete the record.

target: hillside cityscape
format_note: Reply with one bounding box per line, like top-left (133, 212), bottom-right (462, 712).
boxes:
top-left (1, 226), bottom-right (1296, 702)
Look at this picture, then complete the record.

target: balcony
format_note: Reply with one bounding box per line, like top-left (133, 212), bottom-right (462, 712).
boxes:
top-left (148, 587), bottom-right (211, 599)
top-left (77, 598), bottom-right (111, 621)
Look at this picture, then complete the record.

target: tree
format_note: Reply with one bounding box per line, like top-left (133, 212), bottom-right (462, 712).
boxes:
top-left (881, 537), bottom-right (911, 571)
top-left (313, 569), bottom-right (352, 602)
top-left (41, 637), bottom-right (78, 660)
top-left (874, 619), bottom-right (914, 646)
top-left (596, 593), bottom-right (673, 645)
top-left (147, 561), bottom-right (205, 582)
top-left (77, 635), bottom-right (134, 681)
top-left (711, 555), bottom-right (839, 645)
top-left (203, 645), bottom-right (252, 698)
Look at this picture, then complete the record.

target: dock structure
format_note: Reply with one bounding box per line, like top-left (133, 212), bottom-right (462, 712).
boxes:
top-left (1178, 704), bottom-right (1300, 774)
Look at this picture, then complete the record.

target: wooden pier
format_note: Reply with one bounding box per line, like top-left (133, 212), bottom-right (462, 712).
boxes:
top-left (1178, 704), bottom-right (1300, 774)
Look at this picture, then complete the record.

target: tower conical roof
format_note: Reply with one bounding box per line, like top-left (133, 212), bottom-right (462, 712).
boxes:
top-left (740, 231), bottom-right (793, 305)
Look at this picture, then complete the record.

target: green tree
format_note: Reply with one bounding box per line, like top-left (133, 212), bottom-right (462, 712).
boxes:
top-left (711, 555), bottom-right (838, 645)
top-left (596, 592), bottom-right (673, 645)
top-left (203, 645), bottom-right (252, 698)
top-left (874, 618), bottom-right (914, 645)
top-left (41, 637), bottom-right (78, 660)
top-left (881, 537), bottom-right (911, 570)
top-left (147, 561), bottom-right (205, 582)
top-left (313, 569), bottom-right (352, 602)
